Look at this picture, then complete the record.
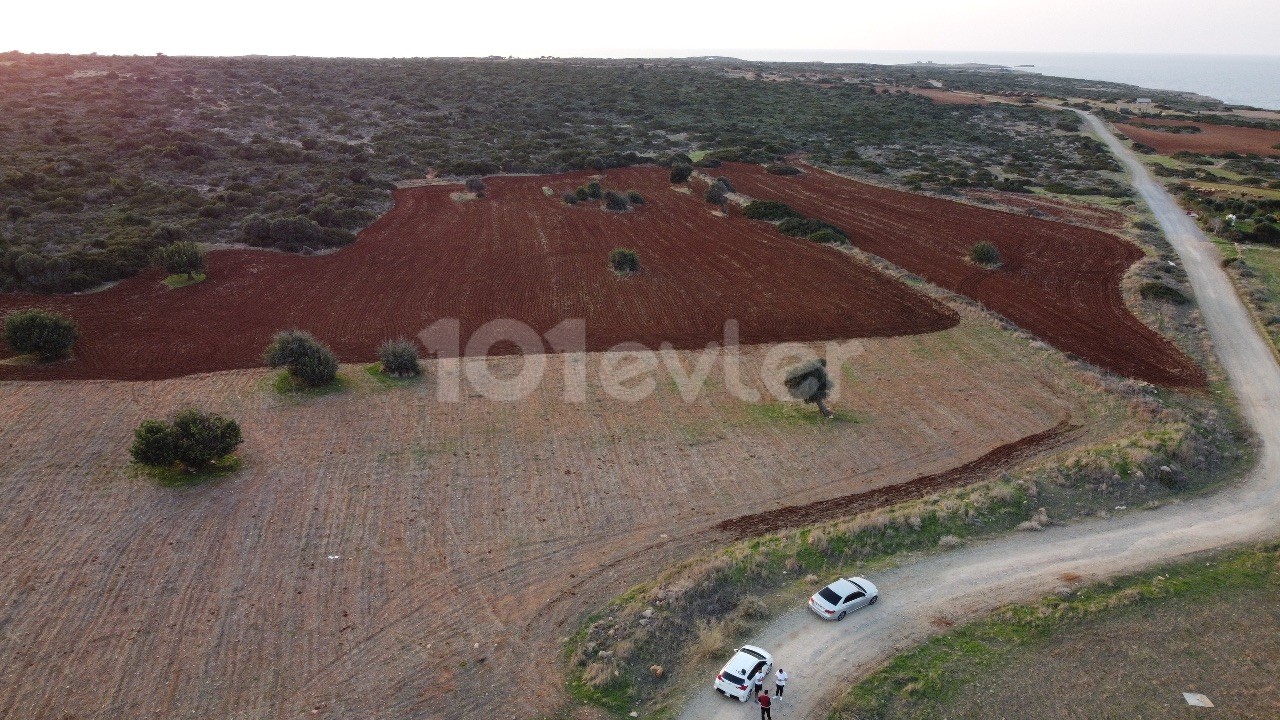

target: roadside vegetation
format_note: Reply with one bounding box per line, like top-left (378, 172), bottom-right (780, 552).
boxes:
top-left (829, 543), bottom-right (1280, 720)
top-left (565, 368), bottom-right (1250, 718)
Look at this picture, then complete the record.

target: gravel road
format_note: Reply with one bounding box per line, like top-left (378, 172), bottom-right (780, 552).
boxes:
top-left (675, 111), bottom-right (1280, 720)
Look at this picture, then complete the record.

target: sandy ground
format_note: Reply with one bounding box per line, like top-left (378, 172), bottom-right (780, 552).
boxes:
top-left (673, 111), bottom-right (1280, 720)
top-left (0, 309), bottom-right (1114, 720)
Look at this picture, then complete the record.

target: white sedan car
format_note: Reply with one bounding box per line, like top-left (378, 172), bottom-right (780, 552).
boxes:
top-left (808, 576), bottom-right (879, 620)
top-left (713, 644), bottom-right (773, 701)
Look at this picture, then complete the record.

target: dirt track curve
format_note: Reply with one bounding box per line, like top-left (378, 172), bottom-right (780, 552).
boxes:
top-left (676, 111), bottom-right (1280, 720)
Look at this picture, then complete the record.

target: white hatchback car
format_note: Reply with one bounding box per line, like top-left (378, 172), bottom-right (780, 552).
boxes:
top-left (713, 645), bottom-right (773, 701)
top-left (808, 576), bottom-right (879, 620)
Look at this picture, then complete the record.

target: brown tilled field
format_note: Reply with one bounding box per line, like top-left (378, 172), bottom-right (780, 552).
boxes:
top-left (0, 167), bottom-right (956, 381)
top-left (713, 163), bottom-right (1205, 388)
top-left (1115, 118), bottom-right (1280, 157)
top-left (0, 309), bottom-right (1130, 720)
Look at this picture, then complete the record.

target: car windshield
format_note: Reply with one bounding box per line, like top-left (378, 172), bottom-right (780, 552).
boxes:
top-left (721, 672), bottom-right (744, 685)
top-left (849, 580), bottom-right (866, 593)
top-left (818, 587), bottom-right (841, 604)
top-left (740, 648), bottom-right (766, 661)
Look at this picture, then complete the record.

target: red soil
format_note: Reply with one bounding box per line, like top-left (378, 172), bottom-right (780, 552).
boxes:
top-left (715, 163), bottom-right (1206, 388)
top-left (0, 168), bottom-right (956, 381)
top-left (1115, 118), bottom-right (1280, 156)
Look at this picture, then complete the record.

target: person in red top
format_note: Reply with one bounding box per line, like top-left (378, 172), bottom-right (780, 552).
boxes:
top-left (758, 688), bottom-right (773, 719)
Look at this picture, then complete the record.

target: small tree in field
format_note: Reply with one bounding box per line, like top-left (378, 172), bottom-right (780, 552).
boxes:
top-left (264, 330), bottom-right (338, 387)
top-left (3, 309), bottom-right (77, 361)
top-left (784, 358), bottom-right (834, 419)
top-left (155, 241), bottom-right (206, 279)
top-left (465, 177), bottom-right (487, 197)
top-left (670, 165), bottom-right (693, 183)
top-left (130, 409), bottom-right (242, 471)
top-left (378, 338), bottom-right (421, 377)
top-left (970, 241), bottom-right (1000, 267)
top-left (609, 248), bottom-right (640, 274)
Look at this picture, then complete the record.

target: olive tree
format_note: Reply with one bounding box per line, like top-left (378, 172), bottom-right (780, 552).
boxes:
top-left (784, 358), bottom-right (834, 419)
top-left (155, 241), bottom-right (206, 279)
top-left (264, 330), bottom-right (338, 387)
top-left (3, 308), bottom-right (78, 361)
top-left (130, 409), bottom-right (243, 471)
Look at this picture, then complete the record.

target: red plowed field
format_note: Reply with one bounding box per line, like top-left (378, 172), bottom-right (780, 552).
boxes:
top-left (0, 168), bottom-right (956, 381)
top-left (715, 163), bottom-right (1205, 388)
top-left (1116, 118), bottom-right (1280, 156)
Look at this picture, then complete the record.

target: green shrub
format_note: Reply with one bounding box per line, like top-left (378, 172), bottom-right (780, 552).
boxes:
top-left (670, 165), bottom-right (693, 184)
top-left (777, 217), bottom-right (846, 239)
top-left (130, 410), bottom-right (242, 471)
top-left (264, 330), bottom-right (339, 386)
top-left (609, 248), bottom-right (640, 274)
top-left (743, 201), bottom-right (800, 220)
top-left (970, 241), bottom-right (1001, 266)
top-left (627, 190), bottom-right (644, 204)
top-left (586, 181), bottom-right (603, 199)
top-left (563, 193), bottom-right (579, 205)
top-left (705, 183), bottom-right (728, 205)
top-left (603, 190), bottom-right (630, 211)
top-left (3, 308), bottom-right (78, 361)
top-left (808, 229), bottom-right (847, 245)
top-left (378, 338), bottom-right (421, 377)
top-left (765, 163), bottom-right (802, 175)
top-left (574, 186), bottom-right (590, 201)
top-left (155, 241), bottom-right (206, 278)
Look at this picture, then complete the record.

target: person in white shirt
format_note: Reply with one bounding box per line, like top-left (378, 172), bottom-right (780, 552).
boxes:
top-left (774, 668), bottom-right (788, 698)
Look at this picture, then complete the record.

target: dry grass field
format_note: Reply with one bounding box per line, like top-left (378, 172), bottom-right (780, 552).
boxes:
top-left (0, 307), bottom-right (1137, 720)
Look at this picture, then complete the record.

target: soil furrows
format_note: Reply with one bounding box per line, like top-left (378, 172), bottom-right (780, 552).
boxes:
top-left (0, 167), bottom-right (955, 381)
top-left (714, 162), bottom-right (1206, 388)
top-left (1115, 118), bottom-right (1280, 157)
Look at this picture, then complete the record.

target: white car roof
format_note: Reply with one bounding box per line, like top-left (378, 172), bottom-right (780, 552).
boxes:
top-left (723, 645), bottom-right (772, 673)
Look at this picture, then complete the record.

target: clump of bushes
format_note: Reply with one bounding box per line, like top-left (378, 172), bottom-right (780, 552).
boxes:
top-left (627, 190), bottom-right (644, 205)
top-left (670, 165), bottom-right (693, 184)
top-left (264, 329), bottom-right (339, 387)
top-left (3, 308), bottom-right (78, 361)
top-left (765, 163), bottom-right (802, 176)
top-left (377, 338), bottom-right (421, 377)
top-left (778, 217), bottom-right (846, 241)
top-left (603, 190), bottom-right (631, 211)
top-left (241, 215), bottom-right (356, 252)
top-left (154, 241), bottom-right (206, 279)
top-left (464, 176), bottom-right (487, 197)
top-left (743, 200), bottom-right (800, 221)
top-left (609, 248), bottom-right (640, 274)
top-left (969, 241), bottom-right (1001, 267)
top-left (130, 409), bottom-right (243, 471)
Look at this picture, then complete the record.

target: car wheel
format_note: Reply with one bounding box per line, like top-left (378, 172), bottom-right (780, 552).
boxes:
top-left (869, 595), bottom-right (878, 605)
top-left (837, 611), bottom-right (847, 621)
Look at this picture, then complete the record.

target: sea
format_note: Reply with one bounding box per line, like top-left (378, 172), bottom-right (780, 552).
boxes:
top-left (611, 50), bottom-right (1280, 111)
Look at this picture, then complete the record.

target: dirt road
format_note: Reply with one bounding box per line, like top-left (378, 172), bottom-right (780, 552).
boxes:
top-left (675, 112), bottom-right (1280, 720)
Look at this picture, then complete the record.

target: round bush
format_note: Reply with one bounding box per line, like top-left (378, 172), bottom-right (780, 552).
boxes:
top-left (130, 420), bottom-right (177, 467)
top-left (670, 165), bottom-right (693, 184)
top-left (378, 338), bottom-right (421, 377)
top-left (970, 241), bottom-right (1001, 266)
top-left (603, 190), bottom-right (630, 211)
top-left (3, 308), bottom-right (78, 361)
top-left (264, 330), bottom-right (338, 387)
top-left (155, 241), bottom-right (206, 278)
top-left (130, 410), bottom-right (242, 470)
top-left (609, 248), bottom-right (640, 274)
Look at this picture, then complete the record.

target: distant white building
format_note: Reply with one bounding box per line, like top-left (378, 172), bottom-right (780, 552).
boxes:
top-left (1135, 97), bottom-right (1153, 105)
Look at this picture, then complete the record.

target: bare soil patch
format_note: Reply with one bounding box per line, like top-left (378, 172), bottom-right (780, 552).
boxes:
top-left (0, 309), bottom-right (1116, 720)
top-left (0, 168), bottom-right (955, 381)
top-left (1116, 118), bottom-right (1280, 156)
top-left (962, 189), bottom-right (1128, 231)
top-left (715, 162), bottom-right (1205, 388)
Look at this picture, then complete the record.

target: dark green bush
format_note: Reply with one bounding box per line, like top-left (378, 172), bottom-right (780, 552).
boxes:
top-left (131, 410), bottom-right (242, 470)
top-left (627, 190), bottom-right (644, 204)
top-left (808, 229), bottom-right (846, 245)
top-left (586, 181), bottom-right (603, 199)
top-left (765, 163), bottom-right (802, 175)
top-left (705, 183), bottom-right (728, 205)
top-left (264, 329), bottom-right (339, 386)
top-left (777, 217), bottom-right (846, 239)
top-left (155, 241), bottom-right (205, 278)
top-left (970, 241), bottom-right (1001, 266)
top-left (670, 165), bottom-right (693, 183)
top-left (563, 193), bottom-right (579, 205)
top-left (603, 190), bottom-right (630, 211)
top-left (743, 201), bottom-right (800, 220)
top-left (378, 338), bottom-right (421, 377)
top-left (609, 248), bottom-right (640, 274)
top-left (3, 308), bottom-right (78, 361)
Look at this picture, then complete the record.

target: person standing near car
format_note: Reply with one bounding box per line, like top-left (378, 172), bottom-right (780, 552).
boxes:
top-left (757, 689), bottom-right (772, 719)
top-left (774, 668), bottom-right (787, 698)
top-left (753, 672), bottom-right (764, 699)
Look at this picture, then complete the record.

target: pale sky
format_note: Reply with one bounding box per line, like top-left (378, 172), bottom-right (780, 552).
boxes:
top-left (4, 0), bottom-right (1279, 58)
